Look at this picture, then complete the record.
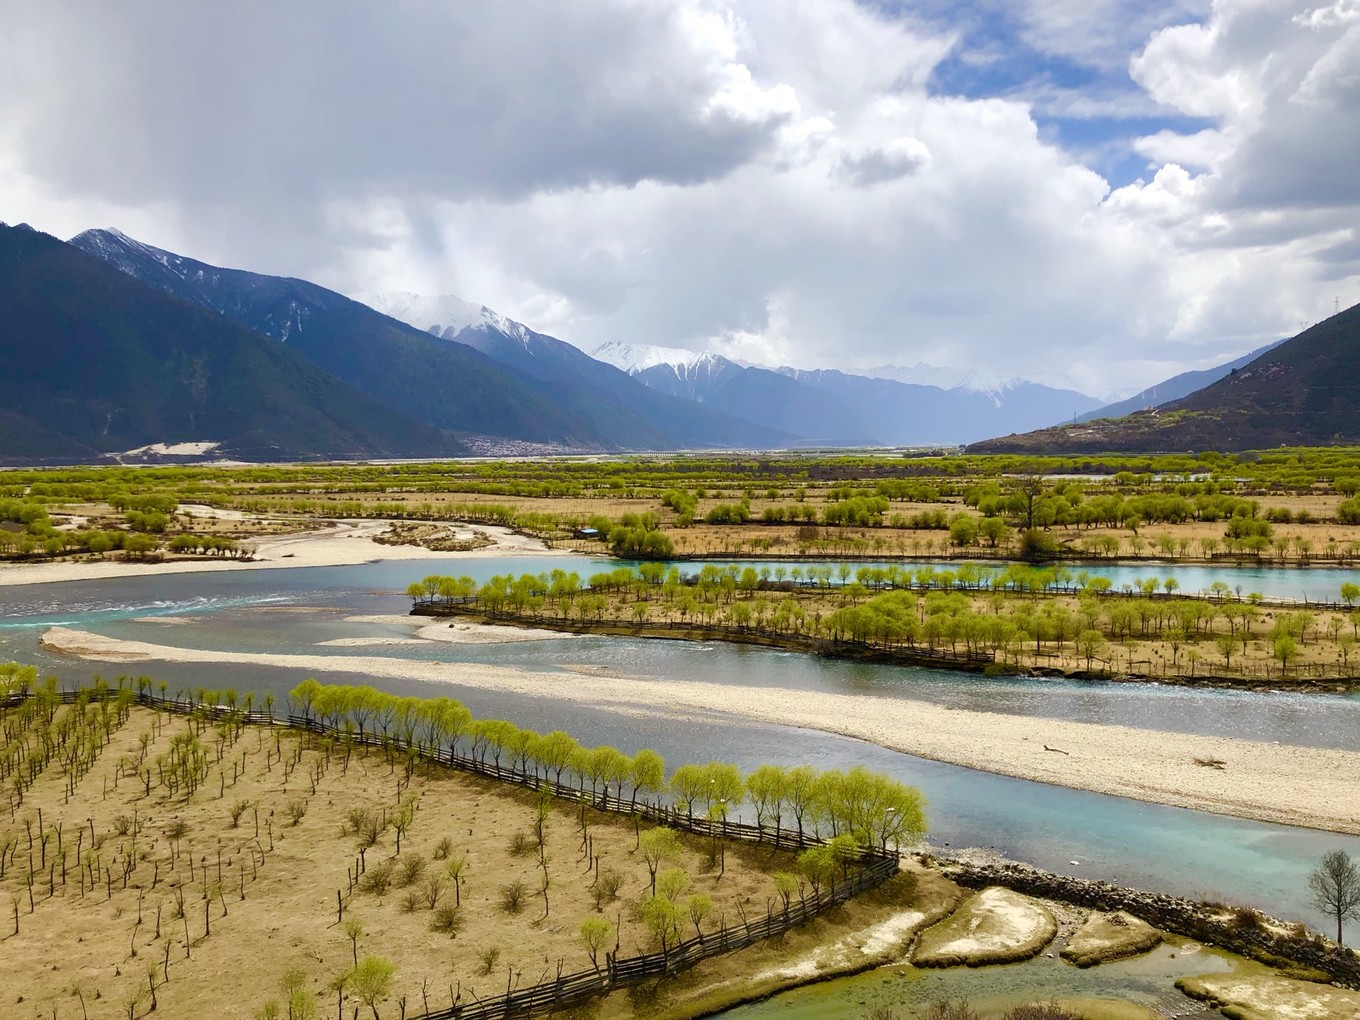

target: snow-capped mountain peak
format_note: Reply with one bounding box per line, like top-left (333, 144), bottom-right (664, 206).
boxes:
top-left (356, 290), bottom-right (487, 337)
top-left (590, 341), bottom-right (728, 374)
top-left (70, 227), bottom-right (192, 279)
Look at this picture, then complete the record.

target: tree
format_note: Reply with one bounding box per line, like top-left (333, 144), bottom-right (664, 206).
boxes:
top-left (1308, 849), bottom-right (1360, 944)
top-left (579, 917), bottom-right (612, 970)
top-left (347, 956), bottom-right (395, 1020)
top-left (641, 895), bottom-right (683, 951)
top-left (1075, 630), bottom-right (1106, 671)
top-left (1274, 634), bottom-right (1298, 673)
top-left (629, 748), bottom-right (666, 808)
top-left (638, 827), bottom-right (682, 895)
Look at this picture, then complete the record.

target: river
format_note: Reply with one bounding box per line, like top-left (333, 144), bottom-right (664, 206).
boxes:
top-left (2, 553), bottom-right (1358, 942)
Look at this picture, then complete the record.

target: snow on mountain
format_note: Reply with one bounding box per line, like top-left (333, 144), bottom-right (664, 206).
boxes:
top-left (590, 340), bottom-right (727, 374)
top-left (71, 227), bottom-right (198, 282)
top-left (356, 290), bottom-right (486, 336)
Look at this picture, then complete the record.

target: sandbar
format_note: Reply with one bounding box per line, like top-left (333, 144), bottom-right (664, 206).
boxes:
top-left (0, 519), bottom-right (567, 587)
top-left (36, 627), bottom-right (1360, 836)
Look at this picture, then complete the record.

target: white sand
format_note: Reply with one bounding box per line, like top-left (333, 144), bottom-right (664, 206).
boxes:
top-left (0, 519), bottom-right (566, 587)
top-left (36, 627), bottom-right (1360, 835)
top-left (335, 614), bottom-right (574, 645)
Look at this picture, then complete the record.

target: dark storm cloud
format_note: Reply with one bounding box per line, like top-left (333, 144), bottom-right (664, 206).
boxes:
top-left (0, 2), bottom-right (788, 208)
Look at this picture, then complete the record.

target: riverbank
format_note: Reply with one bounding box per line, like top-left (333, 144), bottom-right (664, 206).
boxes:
top-left (37, 626), bottom-right (1360, 835)
top-left (0, 518), bottom-right (565, 587)
top-left (413, 604), bottom-right (1360, 694)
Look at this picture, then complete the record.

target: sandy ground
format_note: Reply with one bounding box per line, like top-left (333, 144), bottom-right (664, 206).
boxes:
top-left (325, 615), bottom-right (575, 646)
top-left (1177, 965), bottom-right (1360, 1019)
top-left (1, 706), bottom-right (789, 1020)
top-left (912, 886), bottom-right (1057, 966)
top-left (0, 518), bottom-right (565, 587)
top-left (38, 627), bottom-right (1360, 836)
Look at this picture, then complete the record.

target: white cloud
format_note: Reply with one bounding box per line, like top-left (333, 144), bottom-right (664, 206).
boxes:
top-left (0, 0), bottom-right (1356, 401)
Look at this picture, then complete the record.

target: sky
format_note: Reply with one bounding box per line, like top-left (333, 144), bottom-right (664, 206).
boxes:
top-left (1, 1), bottom-right (1357, 400)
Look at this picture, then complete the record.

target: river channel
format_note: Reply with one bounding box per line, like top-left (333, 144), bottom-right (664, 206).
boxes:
top-left (2, 553), bottom-right (1358, 947)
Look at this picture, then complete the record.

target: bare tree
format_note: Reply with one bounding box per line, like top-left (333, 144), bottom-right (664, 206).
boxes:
top-left (1308, 849), bottom-right (1360, 944)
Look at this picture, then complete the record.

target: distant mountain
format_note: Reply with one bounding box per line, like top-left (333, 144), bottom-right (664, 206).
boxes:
top-left (969, 304), bottom-right (1360, 453)
top-left (1076, 339), bottom-right (1287, 423)
top-left (592, 343), bottom-right (879, 444)
top-left (0, 224), bottom-right (453, 463)
top-left (778, 368), bottom-right (1101, 443)
top-left (594, 342), bottom-right (1101, 445)
top-left (70, 230), bottom-right (655, 450)
top-left (359, 292), bottom-right (791, 449)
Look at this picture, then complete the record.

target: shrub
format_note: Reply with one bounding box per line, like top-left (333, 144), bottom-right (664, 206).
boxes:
top-left (423, 876), bottom-right (446, 909)
top-left (508, 832), bottom-right (535, 857)
top-left (922, 1001), bottom-right (979, 1020)
top-left (347, 808), bottom-right (385, 848)
top-left (430, 904), bottom-right (462, 936)
top-left (229, 799), bottom-right (252, 828)
top-left (478, 947), bottom-right (500, 975)
top-left (1003, 1006), bottom-right (1082, 1020)
top-left (286, 799), bottom-right (308, 826)
top-left (400, 890), bottom-right (421, 913)
top-left (591, 869), bottom-right (624, 910)
top-left (362, 861), bottom-right (395, 896)
top-left (398, 854), bottom-right (427, 887)
top-left (1228, 905), bottom-right (1266, 933)
top-left (432, 837), bottom-right (453, 861)
top-left (498, 880), bottom-right (526, 914)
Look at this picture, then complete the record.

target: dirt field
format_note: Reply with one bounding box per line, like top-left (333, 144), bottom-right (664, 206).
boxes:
top-left (1, 705), bottom-right (796, 1019)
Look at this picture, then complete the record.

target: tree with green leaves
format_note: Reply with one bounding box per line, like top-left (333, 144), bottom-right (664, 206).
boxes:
top-left (629, 748), bottom-right (666, 808)
top-left (579, 917), bottom-right (613, 970)
top-left (347, 956), bottom-right (395, 1020)
top-left (638, 827), bottom-right (682, 895)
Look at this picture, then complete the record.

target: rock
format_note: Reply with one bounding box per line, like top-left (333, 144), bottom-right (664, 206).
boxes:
top-left (1061, 911), bottom-right (1162, 967)
top-left (911, 886), bottom-right (1057, 968)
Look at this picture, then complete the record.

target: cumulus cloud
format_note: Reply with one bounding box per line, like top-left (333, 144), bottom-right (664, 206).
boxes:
top-left (0, 0), bottom-right (1356, 399)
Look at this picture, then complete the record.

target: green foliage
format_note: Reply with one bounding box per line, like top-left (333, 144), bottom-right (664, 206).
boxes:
top-left (345, 956), bottom-right (395, 1015)
top-left (578, 916), bottom-right (613, 968)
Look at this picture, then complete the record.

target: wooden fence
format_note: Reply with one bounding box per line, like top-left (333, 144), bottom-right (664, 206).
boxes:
top-left (3, 685), bottom-right (903, 1019)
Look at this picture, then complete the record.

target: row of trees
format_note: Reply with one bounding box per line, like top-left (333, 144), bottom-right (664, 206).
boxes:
top-left (412, 565), bottom-right (1360, 678)
top-left (287, 681), bottom-right (925, 852)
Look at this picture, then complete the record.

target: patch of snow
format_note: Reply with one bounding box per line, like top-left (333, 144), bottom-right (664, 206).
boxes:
top-left (591, 340), bottom-right (724, 374)
top-left (356, 290), bottom-right (487, 335)
top-left (120, 441), bottom-right (221, 457)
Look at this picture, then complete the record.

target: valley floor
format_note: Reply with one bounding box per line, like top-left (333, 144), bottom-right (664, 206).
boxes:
top-left (39, 624), bottom-right (1360, 836)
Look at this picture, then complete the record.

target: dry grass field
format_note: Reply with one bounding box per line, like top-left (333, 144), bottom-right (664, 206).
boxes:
top-left (1, 704), bottom-right (796, 1020)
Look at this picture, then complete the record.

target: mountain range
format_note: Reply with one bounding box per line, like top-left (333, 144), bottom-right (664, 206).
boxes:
top-left (588, 343), bottom-right (1102, 446)
top-left (5, 220), bottom-right (1330, 463)
top-left (969, 303), bottom-right (1360, 453)
top-left (0, 223), bottom-right (451, 463)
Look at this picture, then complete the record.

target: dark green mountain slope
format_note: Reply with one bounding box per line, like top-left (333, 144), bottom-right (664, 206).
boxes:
top-left (0, 224), bottom-right (454, 462)
top-left (969, 304), bottom-right (1360, 453)
top-left (1074, 338), bottom-right (1286, 423)
top-left (72, 229), bottom-right (782, 449)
